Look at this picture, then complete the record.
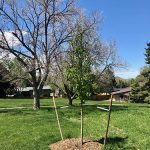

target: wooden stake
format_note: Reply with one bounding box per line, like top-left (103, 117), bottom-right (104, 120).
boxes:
top-left (52, 93), bottom-right (63, 140)
top-left (81, 102), bottom-right (83, 145)
top-left (103, 94), bottom-right (113, 147)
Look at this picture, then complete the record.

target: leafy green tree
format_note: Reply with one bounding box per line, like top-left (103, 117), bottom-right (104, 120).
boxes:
top-left (130, 67), bottom-right (150, 103)
top-left (1, 58), bottom-right (32, 93)
top-left (67, 27), bottom-right (93, 145)
top-left (140, 66), bottom-right (150, 91)
top-left (140, 67), bottom-right (150, 103)
top-left (130, 42), bottom-right (150, 103)
top-left (144, 42), bottom-right (150, 103)
top-left (0, 63), bottom-right (16, 97)
top-left (130, 80), bottom-right (142, 103)
top-left (114, 78), bottom-right (129, 89)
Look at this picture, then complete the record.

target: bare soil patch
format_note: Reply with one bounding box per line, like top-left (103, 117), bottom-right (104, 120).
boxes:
top-left (49, 138), bottom-right (102, 150)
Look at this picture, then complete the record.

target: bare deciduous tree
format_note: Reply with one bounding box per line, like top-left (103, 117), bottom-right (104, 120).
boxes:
top-left (0, 0), bottom-right (77, 109)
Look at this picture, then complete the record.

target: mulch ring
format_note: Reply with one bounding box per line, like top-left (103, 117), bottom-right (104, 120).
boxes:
top-left (49, 138), bottom-right (103, 150)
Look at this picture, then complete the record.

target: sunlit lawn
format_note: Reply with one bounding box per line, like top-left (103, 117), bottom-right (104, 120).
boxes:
top-left (0, 98), bottom-right (150, 150)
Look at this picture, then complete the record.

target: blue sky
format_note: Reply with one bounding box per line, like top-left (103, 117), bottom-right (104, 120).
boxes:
top-left (78, 0), bottom-right (150, 79)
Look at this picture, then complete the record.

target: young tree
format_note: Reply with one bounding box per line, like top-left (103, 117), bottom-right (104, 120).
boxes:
top-left (0, 0), bottom-right (77, 109)
top-left (67, 27), bottom-right (94, 145)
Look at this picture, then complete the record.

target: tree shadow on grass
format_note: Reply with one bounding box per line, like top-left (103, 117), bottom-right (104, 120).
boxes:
top-left (97, 136), bottom-right (128, 149)
top-left (0, 108), bottom-right (38, 115)
top-left (19, 104), bottom-right (32, 107)
top-left (44, 104), bottom-right (130, 116)
top-left (81, 105), bottom-right (129, 116)
top-left (138, 105), bottom-right (150, 108)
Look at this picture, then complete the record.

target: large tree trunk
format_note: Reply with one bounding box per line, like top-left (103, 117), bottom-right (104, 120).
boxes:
top-left (33, 86), bottom-right (40, 109)
top-left (68, 98), bottom-right (73, 106)
top-left (64, 84), bottom-right (74, 106)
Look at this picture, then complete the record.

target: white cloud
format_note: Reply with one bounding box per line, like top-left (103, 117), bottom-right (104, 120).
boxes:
top-left (0, 31), bottom-right (27, 60)
top-left (0, 31), bottom-right (27, 47)
top-left (4, 32), bottom-right (20, 46)
top-left (115, 69), bottom-right (140, 79)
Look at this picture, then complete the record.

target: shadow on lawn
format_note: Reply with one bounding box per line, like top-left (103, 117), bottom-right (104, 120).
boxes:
top-left (0, 104), bottom-right (129, 116)
top-left (40, 105), bottom-right (130, 116)
top-left (138, 105), bottom-right (150, 108)
top-left (83, 105), bottom-right (128, 114)
top-left (97, 136), bottom-right (128, 148)
top-left (0, 108), bottom-right (37, 115)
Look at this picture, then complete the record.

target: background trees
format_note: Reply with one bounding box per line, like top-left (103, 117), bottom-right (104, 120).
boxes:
top-left (0, 63), bottom-right (16, 98)
top-left (130, 42), bottom-right (150, 103)
top-left (94, 67), bottom-right (116, 93)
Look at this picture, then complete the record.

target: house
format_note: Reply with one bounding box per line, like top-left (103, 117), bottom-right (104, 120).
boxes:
top-left (16, 86), bottom-right (52, 98)
top-left (111, 87), bottom-right (131, 102)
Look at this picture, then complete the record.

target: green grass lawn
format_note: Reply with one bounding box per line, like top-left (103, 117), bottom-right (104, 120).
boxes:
top-left (0, 98), bottom-right (150, 150)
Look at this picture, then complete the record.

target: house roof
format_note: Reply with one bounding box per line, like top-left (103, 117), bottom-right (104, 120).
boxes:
top-left (22, 85), bottom-right (51, 91)
top-left (22, 87), bottom-right (33, 92)
top-left (111, 87), bottom-right (131, 95)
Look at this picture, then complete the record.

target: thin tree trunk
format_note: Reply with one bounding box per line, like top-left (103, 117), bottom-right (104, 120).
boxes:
top-left (33, 86), bottom-right (40, 109)
top-left (104, 94), bottom-right (113, 146)
top-left (81, 101), bottom-right (83, 145)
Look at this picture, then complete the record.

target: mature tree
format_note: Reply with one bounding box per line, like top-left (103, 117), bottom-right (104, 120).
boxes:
top-left (130, 42), bottom-right (150, 103)
top-left (0, 0), bottom-right (77, 109)
top-left (130, 67), bottom-right (150, 103)
top-left (144, 42), bottom-right (150, 103)
top-left (138, 67), bottom-right (150, 103)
